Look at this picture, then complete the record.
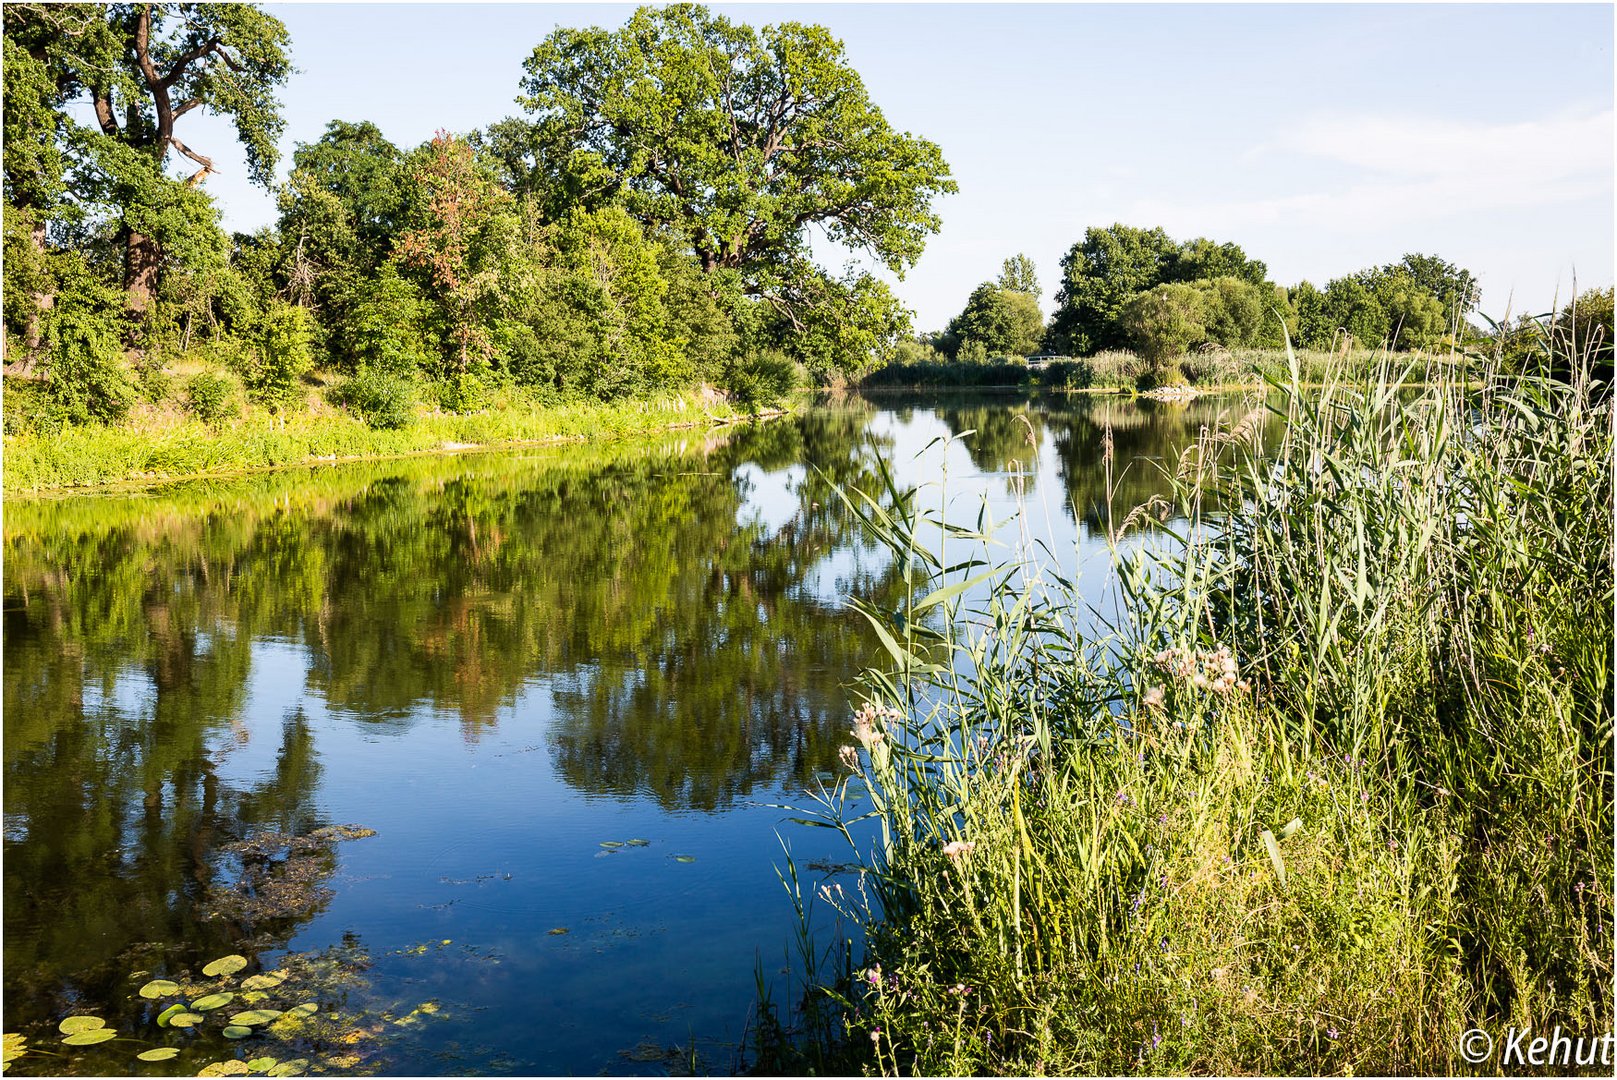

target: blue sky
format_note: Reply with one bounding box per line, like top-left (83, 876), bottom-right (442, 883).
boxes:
top-left (178, 2), bottom-right (1614, 330)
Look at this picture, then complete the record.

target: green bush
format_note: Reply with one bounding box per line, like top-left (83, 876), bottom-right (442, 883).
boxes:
top-left (430, 370), bottom-right (489, 413)
top-left (243, 301), bottom-right (315, 411)
top-left (2, 377), bottom-right (69, 436)
top-left (42, 305), bottom-right (138, 425)
top-left (1120, 283), bottom-right (1206, 366)
top-left (184, 370), bottom-right (241, 426)
top-left (333, 368), bottom-right (417, 429)
top-left (722, 349), bottom-right (800, 411)
top-left (1033, 358), bottom-right (1093, 390)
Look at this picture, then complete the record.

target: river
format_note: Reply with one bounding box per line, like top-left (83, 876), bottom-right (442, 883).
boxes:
top-left (2, 390), bottom-right (1280, 1075)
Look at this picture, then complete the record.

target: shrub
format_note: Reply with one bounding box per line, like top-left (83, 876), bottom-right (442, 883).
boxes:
top-left (42, 305), bottom-right (137, 426)
top-left (243, 301), bottom-right (315, 411)
top-left (184, 370), bottom-right (241, 426)
top-left (722, 349), bottom-right (800, 411)
top-left (430, 370), bottom-right (489, 413)
top-left (333, 368), bottom-right (417, 429)
top-left (1120, 283), bottom-right (1206, 365)
top-left (1033, 359), bottom-right (1094, 390)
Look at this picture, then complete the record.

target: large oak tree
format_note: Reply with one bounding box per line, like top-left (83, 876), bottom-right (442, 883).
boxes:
top-left (3, 3), bottom-right (291, 323)
top-left (514, 3), bottom-right (955, 354)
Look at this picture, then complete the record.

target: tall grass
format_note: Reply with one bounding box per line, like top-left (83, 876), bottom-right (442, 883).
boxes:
top-left (1, 389), bottom-right (751, 491)
top-left (765, 337), bottom-right (1611, 1074)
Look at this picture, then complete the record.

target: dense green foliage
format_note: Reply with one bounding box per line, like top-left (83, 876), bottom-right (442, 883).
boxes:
top-left (769, 343), bottom-right (1613, 1074)
top-left (3, 2), bottom-right (955, 461)
top-left (1036, 224), bottom-right (1491, 367)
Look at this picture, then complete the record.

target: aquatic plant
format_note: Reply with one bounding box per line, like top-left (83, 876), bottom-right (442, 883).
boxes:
top-left (770, 337), bottom-right (1612, 1073)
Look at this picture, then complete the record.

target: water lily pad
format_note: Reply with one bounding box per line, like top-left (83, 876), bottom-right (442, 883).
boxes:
top-left (191, 993), bottom-right (234, 1012)
top-left (285, 1004), bottom-right (318, 1019)
top-left (139, 979), bottom-right (181, 1000)
top-left (201, 955), bottom-right (248, 978)
top-left (625, 838), bottom-right (650, 847)
top-left (599, 840), bottom-right (624, 849)
top-left (266, 1059), bottom-right (308, 1077)
top-left (227, 1011), bottom-right (280, 1027)
top-left (62, 1029), bottom-right (117, 1046)
top-left (156, 1004), bottom-right (187, 1028)
top-left (547, 927), bottom-right (569, 936)
top-left (167, 1013), bottom-right (204, 1029)
top-left (672, 854), bottom-right (697, 863)
top-left (58, 1017), bottom-right (105, 1035)
top-left (199, 1061), bottom-right (250, 1077)
top-left (221, 1026), bottom-right (253, 1040)
top-left (3, 1034), bottom-right (28, 1065)
top-left (240, 972), bottom-right (285, 991)
top-left (137, 1048), bottom-right (182, 1062)
top-left (246, 1058), bottom-right (278, 1073)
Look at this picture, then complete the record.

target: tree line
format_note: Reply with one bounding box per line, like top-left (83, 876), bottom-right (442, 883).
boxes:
top-left (2, 2), bottom-right (955, 432)
top-left (921, 225), bottom-right (1611, 380)
top-left (922, 226), bottom-right (1487, 364)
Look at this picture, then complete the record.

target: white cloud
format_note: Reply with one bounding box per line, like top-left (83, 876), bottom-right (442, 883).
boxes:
top-left (1128, 107), bottom-right (1613, 234)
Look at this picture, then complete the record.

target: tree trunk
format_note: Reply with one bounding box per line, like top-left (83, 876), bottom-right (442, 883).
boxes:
top-left (6, 220), bottom-right (55, 377)
top-left (127, 230), bottom-right (161, 318)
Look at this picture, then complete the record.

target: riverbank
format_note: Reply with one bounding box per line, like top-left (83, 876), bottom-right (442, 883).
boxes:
top-left (2, 390), bottom-right (783, 493)
top-left (767, 354), bottom-right (1613, 1075)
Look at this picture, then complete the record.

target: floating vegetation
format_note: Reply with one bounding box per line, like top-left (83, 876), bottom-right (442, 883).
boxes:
top-left (198, 1061), bottom-right (250, 1076)
top-left (139, 980), bottom-right (181, 999)
top-left (168, 1013), bottom-right (204, 1028)
top-left (227, 1011), bottom-right (281, 1027)
top-left (221, 1026), bottom-right (253, 1039)
top-left (57, 1018), bottom-right (105, 1035)
top-left (202, 956), bottom-right (248, 978)
top-left (136, 1047), bottom-right (181, 1062)
top-left (3, 1033), bottom-right (28, 1071)
top-left (672, 854), bottom-right (697, 863)
top-left (190, 993), bottom-right (234, 1012)
top-left (266, 1058), bottom-right (309, 1076)
top-left (547, 927), bottom-right (569, 936)
top-left (155, 1004), bottom-right (188, 1028)
top-left (240, 973), bottom-right (286, 991)
top-left (625, 838), bottom-right (650, 847)
top-left (245, 1057), bottom-right (277, 1072)
top-left (599, 841), bottom-right (625, 849)
top-left (204, 827), bottom-right (376, 928)
top-left (61, 1029), bottom-right (118, 1047)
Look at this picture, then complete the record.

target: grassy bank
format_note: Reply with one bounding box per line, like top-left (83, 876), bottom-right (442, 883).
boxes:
top-left (856, 346), bottom-right (1471, 393)
top-left (764, 346), bottom-right (1612, 1074)
top-left (2, 388), bottom-right (760, 492)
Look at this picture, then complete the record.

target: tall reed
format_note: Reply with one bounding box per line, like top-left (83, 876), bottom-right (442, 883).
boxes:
top-left (766, 335), bottom-right (1612, 1074)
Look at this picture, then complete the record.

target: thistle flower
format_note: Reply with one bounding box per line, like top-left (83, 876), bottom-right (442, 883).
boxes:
top-left (942, 839), bottom-right (976, 861)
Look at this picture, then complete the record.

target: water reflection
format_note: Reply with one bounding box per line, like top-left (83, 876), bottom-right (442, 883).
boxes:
top-left (3, 392), bottom-right (1272, 1071)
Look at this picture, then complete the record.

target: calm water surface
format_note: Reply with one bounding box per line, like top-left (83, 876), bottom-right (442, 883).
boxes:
top-left (3, 392), bottom-right (1278, 1075)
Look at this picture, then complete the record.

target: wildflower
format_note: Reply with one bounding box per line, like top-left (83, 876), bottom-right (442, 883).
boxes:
top-left (942, 839), bottom-right (976, 861)
top-left (851, 703), bottom-right (885, 749)
top-left (869, 1029), bottom-right (882, 1044)
top-left (866, 965), bottom-right (882, 988)
top-left (838, 745), bottom-right (860, 770)
top-left (1143, 684), bottom-right (1165, 709)
top-left (1326, 1026), bottom-right (1340, 1040)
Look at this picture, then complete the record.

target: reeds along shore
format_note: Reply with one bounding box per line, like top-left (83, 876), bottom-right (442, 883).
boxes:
top-left (763, 338), bottom-right (1614, 1076)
